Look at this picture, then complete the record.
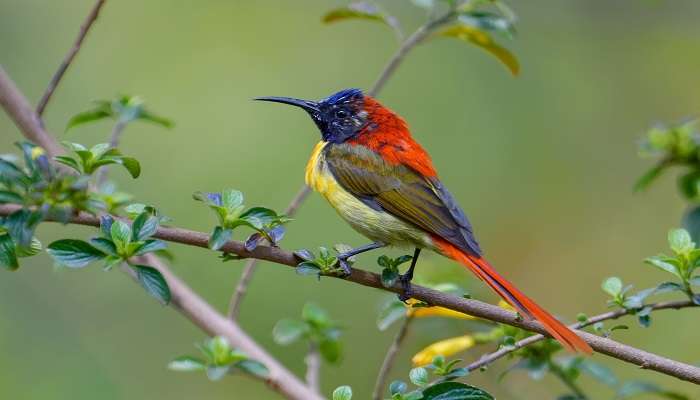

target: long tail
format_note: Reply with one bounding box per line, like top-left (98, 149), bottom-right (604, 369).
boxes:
top-left (434, 237), bottom-right (592, 354)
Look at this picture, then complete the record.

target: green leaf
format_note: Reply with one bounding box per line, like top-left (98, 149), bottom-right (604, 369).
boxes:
top-left (320, 338), bottom-right (342, 364)
top-left (15, 237), bottom-right (42, 257)
top-left (221, 189), bottom-right (244, 210)
top-left (668, 229), bottom-right (694, 254)
top-left (633, 163), bottom-right (667, 192)
top-left (578, 360), bottom-right (618, 387)
top-left (377, 299), bottom-right (406, 331)
top-left (47, 239), bottom-right (106, 268)
top-left (133, 239), bottom-right (167, 256)
top-left (458, 12), bottom-right (515, 39)
top-left (0, 233), bottom-right (19, 271)
top-left (236, 359), bottom-right (269, 378)
top-left (333, 385), bottom-right (353, 400)
top-left (678, 170), bottom-right (700, 200)
top-left (168, 356), bottom-right (207, 372)
top-left (421, 382), bottom-right (494, 400)
top-left (208, 226), bottom-right (232, 251)
top-left (239, 207), bottom-right (278, 230)
top-left (132, 265), bottom-right (171, 305)
top-left (53, 156), bottom-right (82, 173)
top-left (110, 220), bottom-right (132, 252)
top-left (601, 277), bottom-right (623, 297)
top-left (645, 256), bottom-right (682, 278)
top-left (89, 237), bottom-right (118, 256)
top-left (389, 381), bottom-right (407, 395)
top-left (206, 365), bottom-right (230, 381)
top-left (65, 102), bottom-right (112, 131)
top-left (436, 25), bottom-right (519, 76)
top-left (272, 319), bottom-right (308, 345)
top-left (409, 367), bottom-right (429, 387)
top-left (296, 261), bottom-right (322, 279)
top-left (616, 380), bottom-right (689, 400)
top-left (116, 156), bottom-right (141, 178)
top-left (139, 109), bottom-right (174, 129)
top-left (655, 281), bottom-right (684, 294)
top-left (294, 249), bottom-right (315, 262)
top-left (381, 268), bottom-right (400, 288)
top-left (682, 205), bottom-right (700, 244)
top-left (302, 303), bottom-right (331, 327)
top-left (132, 212), bottom-right (159, 241)
top-left (322, 3), bottom-right (398, 32)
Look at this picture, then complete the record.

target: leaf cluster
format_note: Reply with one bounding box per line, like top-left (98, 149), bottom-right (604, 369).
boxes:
top-left (55, 142), bottom-right (140, 178)
top-left (194, 189), bottom-right (290, 252)
top-left (272, 303), bottom-right (343, 364)
top-left (387, 356), bottom-right (492, 400)
top-left (168, 336), bottom-right (268, 381)
top-left (66, 95), bottom-right (173, 132)
top-left (46, 209), bottom-right (170, 304)
top-left (294, 244), bottom-right (354, 279)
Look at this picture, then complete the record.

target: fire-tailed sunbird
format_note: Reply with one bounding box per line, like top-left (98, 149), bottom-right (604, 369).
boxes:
top-left (256, 88), bottom-right (592, 354)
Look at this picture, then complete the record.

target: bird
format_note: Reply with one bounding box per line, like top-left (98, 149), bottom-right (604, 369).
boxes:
top-left (256, 88), bottom-right (592, 354)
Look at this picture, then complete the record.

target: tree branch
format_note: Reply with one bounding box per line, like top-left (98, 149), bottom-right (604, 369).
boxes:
top-left (0, 67), bottom-right (64, 156)
top-left (372, 316), bottom-right (414, 400)
top-left (36, 0), bottom-right (107, 116)
top-left (0, 203), bottom-right (697, 384)
top-left (0, 70), bottom-right (321, 400)
top-left (305, 342), bottom-right (321, 394)
top-left (464, 300), bottom-right (695, 373)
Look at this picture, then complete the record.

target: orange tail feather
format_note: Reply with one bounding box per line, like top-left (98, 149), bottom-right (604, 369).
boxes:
top-left (434, 238), bottom-right (592, 354)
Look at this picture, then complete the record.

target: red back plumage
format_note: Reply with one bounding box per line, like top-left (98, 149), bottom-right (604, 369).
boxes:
top-left (347, 96), bottom-right (438, 178)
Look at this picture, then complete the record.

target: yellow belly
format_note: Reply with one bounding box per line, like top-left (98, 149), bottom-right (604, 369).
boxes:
top-left (305, 141), bottom-right (434, 249)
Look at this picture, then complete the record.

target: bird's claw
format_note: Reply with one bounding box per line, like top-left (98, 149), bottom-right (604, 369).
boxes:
top-left (335, 256), bottom-right (353, 278)
top-left (398, 273), bottom-right (413, 302)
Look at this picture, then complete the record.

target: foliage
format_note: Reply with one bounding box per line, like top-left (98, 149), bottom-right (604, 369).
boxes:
top-left (55, 142), bottom-right (140, 178)
top-left (378, 254), bottom-right (414, 288)
top-left (46, 210), bottom-right (170, 304)
top-left (168, 336), bottom-right (268, 381)
top-left (272, 303), bottom-right (343, 364)
top-left (194, 189), bottom-right (290, 251)
top-left (388, 356), bottom-right (491, 400)
top-left (322, 0), bottom-right (519, 76)
top-left (66, 94), bottom-right (173, 132)
top-left (293, 244), bottom-right (355, 278)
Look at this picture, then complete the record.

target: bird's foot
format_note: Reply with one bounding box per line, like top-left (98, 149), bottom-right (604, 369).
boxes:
top-left (397, 273), bottom-right (413, 302)
top-left (334, 256), bottom-right (353, 278)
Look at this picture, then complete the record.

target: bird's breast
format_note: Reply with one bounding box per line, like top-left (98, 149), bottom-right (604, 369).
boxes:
top-left (304, 141), bottom-right (434, 249)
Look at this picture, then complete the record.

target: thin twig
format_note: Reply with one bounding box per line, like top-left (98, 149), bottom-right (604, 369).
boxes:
top-left (0, 204), bottom-right (697, 384)
top-left (0, 71), bottom-right (321, 400)
top-left (549, 359), bottom-right (588, 399)
top-left (464, 300), bottom-right (695, 373)
top-left (36, 0), bottom-right (107, 116)
top-left (372, 316), bottom-right (414, 400)
top-left (228, 185), bottom-right (310, 320)
top-left (305, 342), bottom-right (321, 394)
top-left (227, 7), bottom-right (456, 319)
top-left (95, 119), bottom-right (128, 186)
top-left (369, 10), bottom-right (456, 97)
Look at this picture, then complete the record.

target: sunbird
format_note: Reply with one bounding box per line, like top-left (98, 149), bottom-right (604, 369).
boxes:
top-left (256, 88), bottom-right (592, 353)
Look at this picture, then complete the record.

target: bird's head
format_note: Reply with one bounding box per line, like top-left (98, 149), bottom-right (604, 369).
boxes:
top-left (255, 88), bottom-right (372, 143)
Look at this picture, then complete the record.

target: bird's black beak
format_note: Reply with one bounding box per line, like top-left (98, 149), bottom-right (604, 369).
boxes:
top-left (254, 96), bottom-right (320, 114)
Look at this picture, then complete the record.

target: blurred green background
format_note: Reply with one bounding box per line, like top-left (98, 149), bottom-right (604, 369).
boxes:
top-left (2, 0), bottom-right (699, 399)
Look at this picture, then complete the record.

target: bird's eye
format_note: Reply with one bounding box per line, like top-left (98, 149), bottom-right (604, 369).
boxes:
top-left (335, 110), bottom-right (348, 119)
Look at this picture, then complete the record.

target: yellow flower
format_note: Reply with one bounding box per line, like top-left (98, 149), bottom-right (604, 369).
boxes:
top-left (30, 146), bottom-right (45, 160)
top-left (411, 335), bottom-right (475, 367)
top-left (404, 298), bottom-right (475, 320)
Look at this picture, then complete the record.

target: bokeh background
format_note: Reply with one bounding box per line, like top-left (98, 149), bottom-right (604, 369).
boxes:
top-left (2, 0), bottom-right (699, 399)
